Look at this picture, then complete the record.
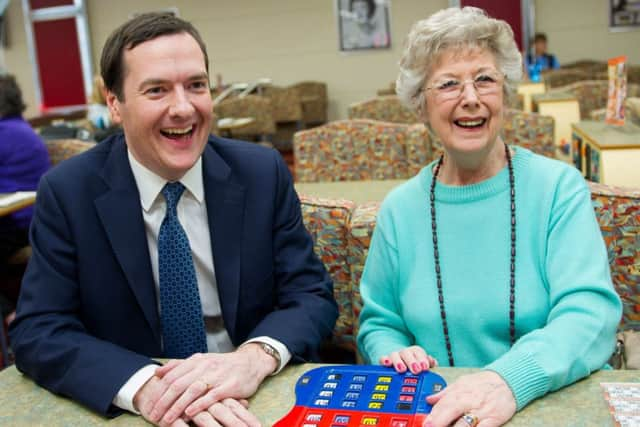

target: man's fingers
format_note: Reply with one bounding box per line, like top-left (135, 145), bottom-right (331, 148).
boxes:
top-left (149, 372), bottom-right (203, 422)
top-left (185, 388), bottom-right (220, 418)
top-left (208, 401), bottom-right (251, 426)
top-left (156, 359), bottom-right (182, 377)
top-left (191, 411), bottom-right (222, 427)
top-left (162, 380), bottom-right (212, 424)
top-left (222, 398), bottom-right (262, 427)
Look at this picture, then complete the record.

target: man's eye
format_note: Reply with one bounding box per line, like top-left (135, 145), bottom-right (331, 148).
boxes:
top-left (437, 80), bottom-right (459, 90)
top-left (145, 87), bottom-right (165, 95)
top-left (190, 81), bottom-right (209, 90)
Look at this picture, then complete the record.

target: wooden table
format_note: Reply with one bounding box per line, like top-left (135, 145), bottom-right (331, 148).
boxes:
top-left (571, 120), bottom-right (640, 187)
top-left (517, 81), bottom-right (546, 113)
top-left (295, 180), bottom-right (406, 204)
top-left (0, 192), bottom-right (37, 217)
top-left (0, 364), bottom-right (637, 426)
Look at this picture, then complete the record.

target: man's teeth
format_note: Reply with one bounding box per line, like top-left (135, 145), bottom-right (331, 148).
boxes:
top-left (163, 126), bottom-right (193, 135)
top-left (456, 119), bottom-right (485, 127)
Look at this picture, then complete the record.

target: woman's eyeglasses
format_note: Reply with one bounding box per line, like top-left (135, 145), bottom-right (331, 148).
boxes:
top-left (425, 72), bottom-right (504, 100)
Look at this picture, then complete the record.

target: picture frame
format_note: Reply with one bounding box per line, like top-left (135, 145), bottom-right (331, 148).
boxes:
top-left (609, 0), bottom-right (640, 32)
top-left (337, 0), bottom-right (391, 51)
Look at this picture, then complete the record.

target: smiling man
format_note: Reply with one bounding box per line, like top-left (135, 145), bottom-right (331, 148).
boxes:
top-left (10, 12), bottom-right (337, 427)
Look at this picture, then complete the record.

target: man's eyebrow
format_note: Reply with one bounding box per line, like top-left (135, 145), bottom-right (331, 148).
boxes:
top-left (137, 73), bottom-right (209, 91)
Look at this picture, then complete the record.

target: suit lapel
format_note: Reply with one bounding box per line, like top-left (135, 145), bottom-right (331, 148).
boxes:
top-left (202, 142), bottom-right (245, 341)
top-left (94, 137), bottom-right (161, 346)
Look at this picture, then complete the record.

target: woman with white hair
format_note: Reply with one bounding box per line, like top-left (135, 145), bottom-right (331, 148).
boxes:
top-left (356, 7), bottom-right (621, 427)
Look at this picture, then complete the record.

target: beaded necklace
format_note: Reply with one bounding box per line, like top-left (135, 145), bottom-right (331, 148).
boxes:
top-left (429, 143), bottom-right (516, 366)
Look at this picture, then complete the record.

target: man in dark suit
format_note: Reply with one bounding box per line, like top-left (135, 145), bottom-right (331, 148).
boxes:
top-left (10, 12), bottom-right (337, 427)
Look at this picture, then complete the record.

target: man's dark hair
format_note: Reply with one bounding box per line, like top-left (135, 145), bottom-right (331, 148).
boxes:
top-left (533, 32), bottom-right (548, 43)
top-left (350, 0), bottom-right (376, 20)
top-left (100, 12), bottom-right (209, 101)
top-left (0, 74), bottom-right (27, 118)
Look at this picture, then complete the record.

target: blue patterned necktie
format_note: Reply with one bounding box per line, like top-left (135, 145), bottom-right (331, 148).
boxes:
top-left (158, 182), bottom-right (207, 358)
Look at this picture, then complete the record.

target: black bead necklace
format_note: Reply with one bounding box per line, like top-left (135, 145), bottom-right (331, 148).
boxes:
top-left (429, 143), bottom-right (516, 367)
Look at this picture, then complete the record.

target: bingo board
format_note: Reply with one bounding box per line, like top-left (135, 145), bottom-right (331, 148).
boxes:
top-left (274, 365), bottom-right (447, 427)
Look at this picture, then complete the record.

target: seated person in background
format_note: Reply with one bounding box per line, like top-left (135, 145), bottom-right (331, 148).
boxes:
top-left (0, 74), bottom-right (50, 321)
top-left (358, 7), bottom-right (621, 427)
top-left (525, 32), bottom-right (560, 82)
top-left (10, 12), bottom-right (337, 427)
top-left (87, 75), bottom-right (121, 142)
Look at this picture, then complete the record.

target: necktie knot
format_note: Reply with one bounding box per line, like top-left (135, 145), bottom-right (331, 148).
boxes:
top-left (162, 182), bottom-right (185, 216)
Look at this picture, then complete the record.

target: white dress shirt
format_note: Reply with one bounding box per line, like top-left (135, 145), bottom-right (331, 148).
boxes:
top-left (112, 151), bottom-right (291, 413)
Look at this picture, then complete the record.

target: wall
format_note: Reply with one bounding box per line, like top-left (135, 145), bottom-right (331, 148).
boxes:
top-left (535, 0), bottom-right (640, 65)
top-left (4, 0), bottom-right (447, 119)
top-left (4, 0), bottom-right (38, 117)
top-left (7, 0), bottom-right (640, 120)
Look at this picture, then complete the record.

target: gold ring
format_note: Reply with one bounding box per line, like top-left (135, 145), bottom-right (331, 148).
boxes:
top-left (200, 380), bottom-right (213, 390)
top-left (461, 413), bottom-right (479, 427)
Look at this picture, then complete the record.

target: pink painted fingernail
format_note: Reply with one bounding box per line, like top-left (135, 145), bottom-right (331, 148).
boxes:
top-left (411, 362), bottom-right (419, 372)
top-left (421, 361), bottom-right (429, 370)
top-left (383, 357), bottom-right (390, 365)
top-left (396, 362), bottom-right (406, 371)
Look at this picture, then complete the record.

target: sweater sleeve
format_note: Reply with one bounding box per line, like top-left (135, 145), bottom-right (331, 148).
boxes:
top-left (357, 203), bottom-right (413, 364)
top-left (486, 170), bottom-right (622, 410)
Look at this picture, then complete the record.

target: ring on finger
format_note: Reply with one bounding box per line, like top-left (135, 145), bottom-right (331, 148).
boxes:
top-left (461, 413), bottom-right (479, 427)
top-left (199, 380), bottom-right (213, 391)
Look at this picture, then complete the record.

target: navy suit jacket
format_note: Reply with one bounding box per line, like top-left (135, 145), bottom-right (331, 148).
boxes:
top-left (10, 134), bottom-right (337, 416)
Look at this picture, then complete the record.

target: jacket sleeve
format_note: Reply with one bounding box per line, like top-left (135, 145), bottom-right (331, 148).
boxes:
top-left (9, 175), bottom-right (155, 417)
top-left (245, 150), bottom-right (338, 362)
top-left (486, 171), bottom-right (622, 410)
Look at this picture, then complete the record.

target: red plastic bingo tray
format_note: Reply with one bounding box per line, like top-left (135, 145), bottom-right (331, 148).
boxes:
top-left (274, 365), bottom-right (446, 427)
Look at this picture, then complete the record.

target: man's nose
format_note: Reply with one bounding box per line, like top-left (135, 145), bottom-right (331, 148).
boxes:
top-left (169, 88), bottom-right (195, 117)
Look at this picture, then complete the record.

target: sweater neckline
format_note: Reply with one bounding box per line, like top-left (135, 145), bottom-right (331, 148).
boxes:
top-left (420, 146), bottom-right (531, 204)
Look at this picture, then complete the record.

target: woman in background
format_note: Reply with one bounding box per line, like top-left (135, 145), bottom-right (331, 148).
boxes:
top-left (357, 7), bottom-right (620, 427)
top-left (0, 74), bottom-right (50, 323)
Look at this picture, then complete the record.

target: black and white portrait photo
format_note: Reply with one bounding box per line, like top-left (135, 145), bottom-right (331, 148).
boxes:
top-left (338, 0), bottom-right (391, 51)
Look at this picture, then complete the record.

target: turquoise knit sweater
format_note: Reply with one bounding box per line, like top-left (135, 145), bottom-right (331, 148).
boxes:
top-left (357, 147), bottom-right (622, 410)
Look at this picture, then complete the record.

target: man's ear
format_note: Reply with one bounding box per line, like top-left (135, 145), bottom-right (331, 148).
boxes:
top-left (106, 91), bottom-right (123, 125)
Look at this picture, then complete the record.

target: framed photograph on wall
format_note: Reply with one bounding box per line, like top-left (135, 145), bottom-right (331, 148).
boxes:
top-left (609, 0), bottom-right (640, 32)
top-left (337, 0), bottom-right (391, 51)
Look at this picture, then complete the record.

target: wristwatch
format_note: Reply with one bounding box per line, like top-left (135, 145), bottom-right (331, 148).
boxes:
top-left (259, 342), bottom-right (281, 372)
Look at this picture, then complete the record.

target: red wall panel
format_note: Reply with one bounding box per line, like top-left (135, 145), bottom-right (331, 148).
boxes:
top-left (32, 18), bottom-right (86, 109)
top-left (461, 0), bottom-right (523, 51)
top-left (30, 0), bottom-right (74, 9)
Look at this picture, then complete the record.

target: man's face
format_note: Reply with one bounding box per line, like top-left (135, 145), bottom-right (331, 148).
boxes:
top-left (106, 32), bottom-right (212, 181)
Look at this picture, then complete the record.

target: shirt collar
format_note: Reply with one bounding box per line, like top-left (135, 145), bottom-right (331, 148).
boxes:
top-left (127, 150), bottom-right (204, 212)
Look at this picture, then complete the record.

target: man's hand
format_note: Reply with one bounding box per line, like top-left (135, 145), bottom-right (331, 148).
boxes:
top-left (133, 376), bottom-right (188, 426)
top-left (189, 398), bottom-right (262, 427)
top-left (146, 344), bottom-right (277, 425)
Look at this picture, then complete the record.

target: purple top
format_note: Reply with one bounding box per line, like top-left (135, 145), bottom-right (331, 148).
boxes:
top-left (0, 116), bottom-right (51, 231)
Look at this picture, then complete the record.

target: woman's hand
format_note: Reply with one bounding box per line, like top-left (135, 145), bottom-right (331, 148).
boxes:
top-left (379, 345), bottom-right (438, 374)
top-left (423, 371), bottom-right (516, 427)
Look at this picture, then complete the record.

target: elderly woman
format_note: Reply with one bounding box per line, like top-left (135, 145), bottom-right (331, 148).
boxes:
top-left (356, 7), bottom-right (621, 427)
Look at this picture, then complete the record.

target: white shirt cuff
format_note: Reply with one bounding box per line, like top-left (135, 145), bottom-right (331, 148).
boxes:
top-left (242, 336), bottom-right (292, 375)
top-left (112, 364), bottom-right (157, 414)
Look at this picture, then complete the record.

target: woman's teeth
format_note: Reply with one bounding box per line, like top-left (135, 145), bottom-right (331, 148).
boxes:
top-left (455, 119), bottom-right (485, 128)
